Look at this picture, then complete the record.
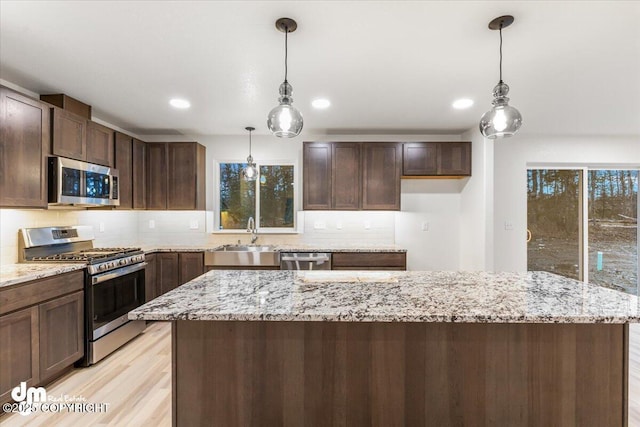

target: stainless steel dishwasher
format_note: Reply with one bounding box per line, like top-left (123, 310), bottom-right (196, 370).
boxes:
top-left (280, 252), bottom-right (331, 270)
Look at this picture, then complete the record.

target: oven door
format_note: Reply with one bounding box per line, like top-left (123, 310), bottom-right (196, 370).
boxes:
top-left (89, 263), bottom-right (146, 341)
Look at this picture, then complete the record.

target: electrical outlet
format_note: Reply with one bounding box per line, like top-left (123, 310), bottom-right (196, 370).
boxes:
top-left (189, 220), bottom-right (199, 230)
top-left (149, 220), bottom-right (155, 229)
top-left (336, 221), bottom-right (343, 230)
top-left (421, 222), bottom-right (429, 232)
top-left (313, 221), bottom-right (326, 230)
top-left (504, 221), bottom-right (514, 231)
top-left (99, 222), bottom-right (105, 232)
top-left (364, 221), bottom-right (371, 230)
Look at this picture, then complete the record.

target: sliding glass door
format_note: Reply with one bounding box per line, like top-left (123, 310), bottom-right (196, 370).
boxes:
top-left (528, 168), bottom-right (639, 294)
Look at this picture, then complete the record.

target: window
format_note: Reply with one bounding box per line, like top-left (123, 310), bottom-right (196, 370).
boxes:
top-left (527, 168), bottom-right (639, 294)
top-left (217, 161), bottom-right (295, 231)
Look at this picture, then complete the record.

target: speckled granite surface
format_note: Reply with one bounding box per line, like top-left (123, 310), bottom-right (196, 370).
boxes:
top-left (128, 270), bottom-right (640, 324)
top-left (142, 244), bottom-right (406, 254)
top-left (0, 263), bottom-right (85, 288)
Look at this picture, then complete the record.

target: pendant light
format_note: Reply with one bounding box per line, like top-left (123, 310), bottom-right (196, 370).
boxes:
top-left (242, 127), bottom-right (258, 182)
top-left (479, 15), bottom-right (523, 139)
top-left (267, 18), bottom-right (303, 138)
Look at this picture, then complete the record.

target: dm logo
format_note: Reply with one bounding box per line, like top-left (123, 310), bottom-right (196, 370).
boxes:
top-left (11, 382), bottom-right (46, 416)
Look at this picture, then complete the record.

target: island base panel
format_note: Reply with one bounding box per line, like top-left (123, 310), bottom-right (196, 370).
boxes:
top-left (172, 321), bottom-right (625, 427)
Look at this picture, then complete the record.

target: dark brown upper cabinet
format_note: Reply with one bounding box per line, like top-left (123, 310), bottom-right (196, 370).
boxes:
top-left (332, 142), bottom-right (361, 210)
top-left (114, 132), bottom-right (133, 209)
top-left (86, 121), bottom-right (114, 167)
top-left (132, 139), bottom-right (146, 209)
top-left (51, 107), bottom-right (86, 161)
top-left (146, 142), bottom-right (205, 210)
top-left (361, 142), bottom-right (402, 210)
top-left (303, 142), bottom-right (332, 210)
top-left (0, 86), bottom-right (50, 208)
top-left (402, 141), bottom-right (471, 177)
top-left (303, 141), bottom-right (401, 211)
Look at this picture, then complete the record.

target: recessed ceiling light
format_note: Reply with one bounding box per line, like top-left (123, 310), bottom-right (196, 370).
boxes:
top-left (452, 98), bottom-right (474, 110)
top-left (312, 98), bottom-right (331, 109)
top-left (169, 98), bottom-right (191, 109)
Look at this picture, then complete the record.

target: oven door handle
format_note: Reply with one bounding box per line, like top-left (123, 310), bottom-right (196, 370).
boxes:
top-left (91, 262), bottom-right (147, 285)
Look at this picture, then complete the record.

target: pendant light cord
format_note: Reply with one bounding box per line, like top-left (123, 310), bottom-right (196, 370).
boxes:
top-left (248, 129), bottom-right (252, 156)
top-left (499, 24), bottom-right (503, 83)
top-left (284, 26), bottom-right (289, 83)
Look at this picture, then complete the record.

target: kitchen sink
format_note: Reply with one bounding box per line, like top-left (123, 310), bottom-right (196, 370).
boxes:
top-left (205, 244), bottom-right (280, 267)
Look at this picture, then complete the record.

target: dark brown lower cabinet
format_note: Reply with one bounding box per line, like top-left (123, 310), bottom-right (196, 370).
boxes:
top-left (38, 292), bottom-right (84, 383)
top-left (144, 253), bottom-right (157, 303)
top-left (0, 271), bottom-right (84, 405)
top-left (147, 252), bottom-right (205, 300)
top-left (0, 306), bottom-right (39, 404)
top-left (332, 252), bottom-right (407, 270)
top-left (157, 253), bottom-right (180, 295)
top-left (179, 253), bottom-right (204, 284)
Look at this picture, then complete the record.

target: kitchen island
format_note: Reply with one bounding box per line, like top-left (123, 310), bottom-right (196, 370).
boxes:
top-left (129, 270), bottom-right (640, 426)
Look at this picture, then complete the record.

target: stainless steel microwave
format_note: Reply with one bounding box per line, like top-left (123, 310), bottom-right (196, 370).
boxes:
top-left (48, 157), bottom-right (120, 207)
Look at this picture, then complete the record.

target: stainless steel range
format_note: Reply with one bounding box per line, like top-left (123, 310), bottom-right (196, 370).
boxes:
top-left (19, 226), bottom-right (146, 366)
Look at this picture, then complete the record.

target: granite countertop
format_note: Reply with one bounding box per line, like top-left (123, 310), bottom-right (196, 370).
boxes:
top-left (142, 244), bottom-right (406, 254)
top-left (128, 270), bottom-right (640, 324)
top-left (0, 263), bottom-right (86, 288)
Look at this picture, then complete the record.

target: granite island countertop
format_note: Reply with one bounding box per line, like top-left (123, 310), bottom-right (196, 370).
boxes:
top-left (128, 270), bottom-right (640, 324)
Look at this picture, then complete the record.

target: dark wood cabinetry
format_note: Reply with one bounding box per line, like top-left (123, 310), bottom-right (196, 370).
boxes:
top-left (0, 86), bottom-right (50, 208)
top-left (179, 253), bottom-right (204, 284)
top-left (146, 252), bottom-right (204, 301)
top-left (115, 132), bottom-right (133, 209)
top-left (303, 141), bottom-right (401, 211)
top-left (331, 252), bottom-right (407, 270)
top-left (115, 133), bottom-right (147, 210)
top-left (38, 291), bottom-right (83, 382)
top-left (0, 306), bottom-right (39, 404)
top-left (402, 142), bottom-right (471, 177)
top-left (86, 121), bottom-right (114, 167)
top-left (303, 142), bottom-right (332, 210)
top-left (146, 142), bottom-right (206, 210)
top-left (51, 107), bottom-right (87, 161)
top-left (0, 271), bottom-right (84, 405)
top-left (332, 143), bottom-right (361, 209)
top-left (362, 142), bottom-right (402, 210)
top-left (144, 254), bottom-right (157, 303)
top-left (132, 139), bottom-right (146, 209)
top-left (157, 253), bottom-right (180, 295)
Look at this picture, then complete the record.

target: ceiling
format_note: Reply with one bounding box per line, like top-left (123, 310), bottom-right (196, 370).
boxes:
top-left (1, 1), bottom-right (639, 137)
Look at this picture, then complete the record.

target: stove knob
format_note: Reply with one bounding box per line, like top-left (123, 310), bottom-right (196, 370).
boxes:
top-left (98, 264), bottom-right (106, 271)
top-left (119, 259), bottom-right (127, 265)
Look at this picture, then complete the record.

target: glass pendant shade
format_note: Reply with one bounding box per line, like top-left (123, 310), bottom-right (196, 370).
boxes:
top-left (243, 156), bottom-right (258, 182)
top-left (268, 82), bottom-right (303, 138)
top-left (479, 82), bottom-right (522, 138)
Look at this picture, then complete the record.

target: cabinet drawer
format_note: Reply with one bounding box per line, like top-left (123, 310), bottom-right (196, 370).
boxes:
top-left (331, 252), bottom-right (406, 270)
top-left (0, 270), bottom-right (84, 316)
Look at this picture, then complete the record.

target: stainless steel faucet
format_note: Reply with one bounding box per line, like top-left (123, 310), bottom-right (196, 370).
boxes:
top-left (246, 217), bottom-right (258, 244)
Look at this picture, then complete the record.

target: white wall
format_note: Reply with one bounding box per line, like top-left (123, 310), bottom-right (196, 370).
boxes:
top-left (492, 135), bottom-right (640, 272)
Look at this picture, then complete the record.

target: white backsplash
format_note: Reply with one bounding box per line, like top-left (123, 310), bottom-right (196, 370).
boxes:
top-left (302, 211), bottom-right (395, 244)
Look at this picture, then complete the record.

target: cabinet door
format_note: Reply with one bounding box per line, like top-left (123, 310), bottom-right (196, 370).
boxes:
top-left (86, 121), bottom-right (114, 167)
top-left (179, 252), bottom-right (204, 284)
top-left (438, 142), bottom-right (471, 176)
top-left (403, 142), bottom-right (438, 176)
top-left (132, 139), bottom-right (147, 209)
top-left (0, 87), bottom-right (50, 208)
top-left (0, 306), bottom-right (39, 405)
top-left (303, 142), bottom-right (332, 210)
top-left (39, 291), bottom-right (84, 383)
top-left (51, 107), bottom-right (86, 161)
top-left (157, 253), bottom-right (179, 295)
top-left (332, 142), bottom-right (361, 209)
top-left (114, 132), bottom-right (133, 209)
top-left (144, 254), bottom-right (157, 302)
top-left (167, 142), bottom-right (197, 210)
top-left (146, 142), bottom-right (168, 209)
top-left (362, 143), bottom-right (402, 210)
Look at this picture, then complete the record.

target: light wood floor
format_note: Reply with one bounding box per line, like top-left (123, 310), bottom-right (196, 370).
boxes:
top-left (0, 322), bottom-right (171, 427)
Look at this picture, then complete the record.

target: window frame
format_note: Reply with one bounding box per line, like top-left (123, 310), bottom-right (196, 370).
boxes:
top-left (213, 159), bottom-right (298, 233)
